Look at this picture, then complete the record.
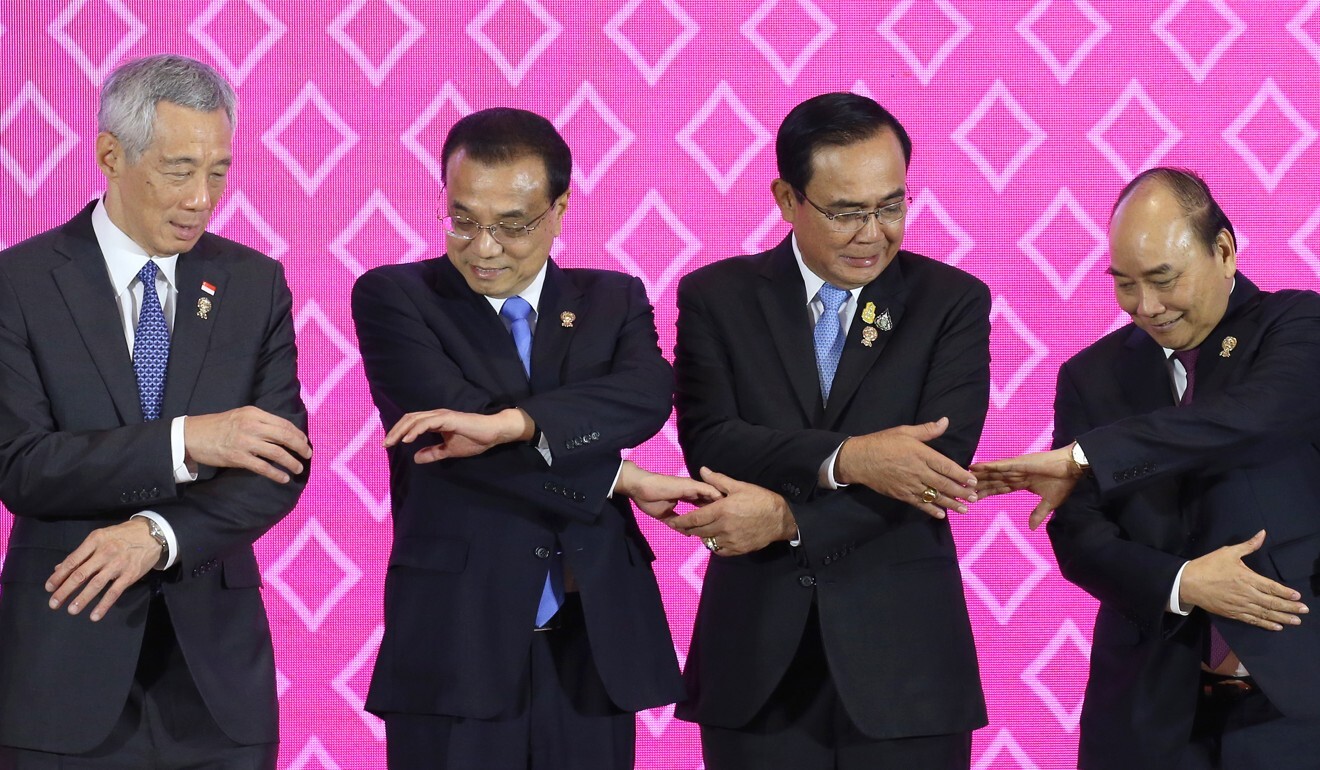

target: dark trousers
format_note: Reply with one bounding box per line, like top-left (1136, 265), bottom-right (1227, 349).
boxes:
top-left (385, 595), bottom-right (634, 770)
top-left (701, 605), bottom-right (971, 770)
top-left (1179, 674), bottom-right (1320, 770)
top-left (0, 597), bottom-right (276, 770)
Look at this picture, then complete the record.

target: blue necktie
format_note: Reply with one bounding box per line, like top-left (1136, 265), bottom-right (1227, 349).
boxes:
top-left (814, 284), bottom-right (849, 401)
top-left (500, 296), bottom-right (563, 627)
top-left (134, 260), bottom-right (170, 421)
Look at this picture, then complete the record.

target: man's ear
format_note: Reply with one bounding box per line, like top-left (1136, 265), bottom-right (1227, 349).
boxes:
top-left (95, 132), bottom-right (123, 180)
top-left (1215, 227), bottom-right (1236, 277)
top-left (771, 179), bottom-right (798, 225)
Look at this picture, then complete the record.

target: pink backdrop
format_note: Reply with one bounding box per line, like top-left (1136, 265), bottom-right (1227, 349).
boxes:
top-left (4, 1), bottom-right (1320, 767)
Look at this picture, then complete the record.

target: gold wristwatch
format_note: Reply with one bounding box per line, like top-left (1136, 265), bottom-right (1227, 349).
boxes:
top-left (1068, 442), bottom-right (1092, 478)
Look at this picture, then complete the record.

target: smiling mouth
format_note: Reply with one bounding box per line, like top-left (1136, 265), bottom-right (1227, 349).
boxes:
top-left (1149, 315), bottom-right (1182, 330)
top-left (471, 265), bottom-right (507, 279)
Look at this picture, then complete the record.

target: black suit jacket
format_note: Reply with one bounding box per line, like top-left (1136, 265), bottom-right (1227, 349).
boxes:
top-left (0, 202), bottom-right (308, 753)
top-left (352, 256), bottom-right (684, 719)
top-left (672, 236), bottom-right (990, 739)
top-left (1047, 274), bottom-right (1320, 769)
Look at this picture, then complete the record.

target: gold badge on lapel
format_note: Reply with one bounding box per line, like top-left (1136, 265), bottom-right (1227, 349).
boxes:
top-left (1220, 336), bottom-right (1237, 358)
top-left (861, 326), bottom-right (879, 347)
top-left (876, 309), bottom-right (893, 332)
top-left (861, 302), bottom-right (877, 325)
top-left (196, 297), bottom-right (212, 320)
top-left (560, 311), bottom-right (575, 328)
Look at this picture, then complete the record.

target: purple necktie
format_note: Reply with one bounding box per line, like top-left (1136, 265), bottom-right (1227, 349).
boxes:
top-left (1173, 347), bottom-right (1232, 668)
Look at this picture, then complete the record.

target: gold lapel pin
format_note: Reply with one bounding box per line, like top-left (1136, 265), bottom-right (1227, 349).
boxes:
top-left (560, 311), bottom-right (575, 328)
top-left (196, 297), bottom-right (212, 320)
top-left (877, 309), bottom-right (893, 332)
top-left (861, 301), bottom-right (877, 325)
top-left (1220, 336), bottom-right (1237, 358)
top-left (861, 326), bottom-right (879, 347)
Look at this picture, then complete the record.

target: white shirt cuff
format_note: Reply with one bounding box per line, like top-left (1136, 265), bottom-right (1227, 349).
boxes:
top-left (607, 459), bottom-right (625, 500)
top-left (1168, 561), bottom-right (1191, 615)
top-left (171, 416), bottom-right (198, 483)
top-left (131, 511), bottom-right (178, 570)
top-left (819, 441), bottom-right (850, 490)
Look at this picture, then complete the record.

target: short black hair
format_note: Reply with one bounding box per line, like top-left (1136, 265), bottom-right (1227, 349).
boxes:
top-left (441, 107), bottom-right (572, 202)
top-left (776, 92), bottom-right (912, 195)
top-left (1112, 167), bottom-right (1236, 253)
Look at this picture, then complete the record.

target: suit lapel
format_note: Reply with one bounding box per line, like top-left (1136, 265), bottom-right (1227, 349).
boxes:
top-left (162, 245), bottom-right (225, 418)
top-left (824, 256), bottom-right (908, 429)
top-left (1120, 326), bottom-right (1178, 413)
top-left (432, 258), bottom-right (530, 397)
top-left (755, 241), bottom-right (820, 422)
top-left (51, 214), bottom-right (143, 423)
top-left (1192, 274), bottom-right (1260, 400)
top-left (530, 262), bottom-right (579, 394)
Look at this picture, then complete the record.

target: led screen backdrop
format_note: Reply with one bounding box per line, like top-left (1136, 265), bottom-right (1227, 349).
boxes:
top-left (3, 1), bottom-right (1320, 767)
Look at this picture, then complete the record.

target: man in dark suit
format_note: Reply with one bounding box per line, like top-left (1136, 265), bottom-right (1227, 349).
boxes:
top-left (974, 168), bottom-right (1320, 768)
top-left (0, 55), bottom-right (311, 768)
top-left (352, 107), bottom-right (717, 769)
top-left (669, 92), bottom-right (990, 768)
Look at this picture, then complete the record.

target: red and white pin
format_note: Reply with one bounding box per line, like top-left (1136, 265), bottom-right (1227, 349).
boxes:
top-left (201, 281), bottom-right (217, 296)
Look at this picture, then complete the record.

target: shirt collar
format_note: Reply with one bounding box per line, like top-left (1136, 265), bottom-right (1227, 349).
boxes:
top-left (791, 232), bottom-right (862, 305)
top-left (91, 198), bottom-right (180, 297)
top-left (484, 260), bottom-right (550, 316)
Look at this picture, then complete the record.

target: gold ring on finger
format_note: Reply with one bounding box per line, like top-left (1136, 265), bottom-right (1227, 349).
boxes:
top-left (920, 486), bottom-right (939, 504)
top-left (702, 536), bottom-right (722, 553)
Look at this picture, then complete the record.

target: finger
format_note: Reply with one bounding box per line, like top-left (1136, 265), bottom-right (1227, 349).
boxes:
top-left (89, 575), bottom-right (134, 622)
top-left (680, 522), bottom-right (728, 539)
top-left (670, 509), bottom-right (718, 532)
top-left (68, 568), bottom-right (115, 616)
top-left (1250, 575), bottom-right (1305, 605)
top-left (698, 467), bottom-right (739, 495)
top-left (50, 557), bottom-right (100, 609)
top-left (235, 452), bottom-right (292, 484)
top-left (252, 413), bottom-right (312, 458)
top-left (925, 489), bottom-right (969, 515)
top-left (46, 541), bottom-right (96, 596)
top-left (413, 445), bottom-right (448, 464)
top-left (923, 454), bottom-right (976, 489)
top-left (1230, 529), bottom-right (1267, 557)
top-left (1028, 499), bottom-right (1054, 531)
top-left (251, 442), bottom-right (304, 476)
top-left (915, 502), bottom-right (947, 520)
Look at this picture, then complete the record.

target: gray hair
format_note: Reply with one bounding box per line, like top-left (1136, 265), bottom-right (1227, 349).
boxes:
top-left (98, 54), bottom-right (237, 162)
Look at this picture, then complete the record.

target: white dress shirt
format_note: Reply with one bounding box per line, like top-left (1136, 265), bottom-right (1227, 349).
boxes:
top-left (91, 198), bottom-right (197, 569)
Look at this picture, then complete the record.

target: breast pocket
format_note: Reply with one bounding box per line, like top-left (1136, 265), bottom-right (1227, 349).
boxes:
top-left (388, 536), bottom-right (469, 573)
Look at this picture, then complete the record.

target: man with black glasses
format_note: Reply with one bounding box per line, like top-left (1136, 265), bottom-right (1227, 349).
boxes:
top-left (670, 92), bottom-right (990, 768)
top-left (352, 107), bottom-right (717, 769)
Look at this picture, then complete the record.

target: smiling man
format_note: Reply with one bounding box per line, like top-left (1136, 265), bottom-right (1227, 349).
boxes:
top-left (974, 168), bottom-right (1320, 768)
top-left (670, 92), bottom-right (991, 768)
top-left (0, 55), bottom-right (310, 768)
top-left (351, 107), bottom-right (717, 769)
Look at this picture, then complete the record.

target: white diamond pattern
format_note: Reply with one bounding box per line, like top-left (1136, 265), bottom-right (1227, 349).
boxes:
top-left (554, 82), bottom-right (636, 194)
top-left (877, 0), bottom-right (973, 86)
top-left (989, 295), bottom-right (1049, 410)
top-left (187, 0), bottom-right (287, 85)
top-left (741, 0), bottom-right (836, 85)
top-left (1016, 0), bottom-right (1111, 84)
top-left (46, 0), bottom-right (145, 84)
top-left (951, 80), bottom-right (1047, 193)
top-left (1018, 187), bottom-right (1107, 300)
top-left (1021, 618), bottom-right (1090, 731)
top-left (265, 517), bottom-right (363, 633)
top-left (327, 0), bottom-right (425, 87)
top-left (0, 83), bottom-right (80, 197)
top-left (1151, 0), bottom-right (1245, 83)
top-left (675, 81), bottom-right (772, 195)
top-left (466, 0), bottom-right (562, 87)
top-left (605, 189), bottom-right (702, 301)
top-left (960, 512), bottom-right (1052, 625)
top-left (603, 0), bottom-right (699, 87)
top-left (1222, 78), bottom-right (1318, 192)
top-left (330, 189), bottom-right (428, 278)
top-left (1087, 79), bottom-right (1183, 180)
top-left (294, 299), bottom-right (361, 415)
top-left (261, 82), bottom-right (360, 196)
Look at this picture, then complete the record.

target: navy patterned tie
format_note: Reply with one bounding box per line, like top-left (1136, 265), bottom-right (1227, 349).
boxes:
top-left (134, 260), bottom-right (170, 421)
top-left (814, 284), bottom-right (849, 402)
top-left (500, 296), bottom-right (563, 627)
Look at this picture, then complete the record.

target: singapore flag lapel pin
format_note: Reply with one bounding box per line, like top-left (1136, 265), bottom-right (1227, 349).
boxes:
top-left (197, 281), bottom-right (217, 320)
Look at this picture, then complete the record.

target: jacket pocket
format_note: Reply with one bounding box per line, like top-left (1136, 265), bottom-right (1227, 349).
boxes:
top-left (389, 536), bottom-right (468, 573)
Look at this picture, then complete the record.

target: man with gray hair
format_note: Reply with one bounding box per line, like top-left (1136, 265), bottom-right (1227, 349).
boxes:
top-left (0, 54), bottom-right (310, 768)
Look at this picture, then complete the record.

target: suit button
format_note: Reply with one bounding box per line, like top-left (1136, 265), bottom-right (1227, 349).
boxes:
top-left (798, 575), bottom-right (816, 587)
top-left (150, 487), bottom-right (158, 496)
top-left (120, 492), bottom-right (129, 503)
top-left (822, 556), bottom-right (833, 565)
top-left (590, 431), bottom-right (600, 440)
top-left (534, 547), bottom-right (552, 559)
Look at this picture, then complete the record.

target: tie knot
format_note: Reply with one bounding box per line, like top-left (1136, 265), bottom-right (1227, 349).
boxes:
top-left (817, 284), bottom-right (849, 313)
top-left (500, 295), bottom-right (533, 322)
top-left (138, 260), bottom-right (159, 285)
top-left (1171, 348), bottom-right (1199, 371)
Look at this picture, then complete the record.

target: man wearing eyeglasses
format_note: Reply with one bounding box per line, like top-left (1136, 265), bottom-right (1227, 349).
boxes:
top-left (670, 92), bottom-right (991, 768)
top-left (351, 107), bottom-right (718, 769)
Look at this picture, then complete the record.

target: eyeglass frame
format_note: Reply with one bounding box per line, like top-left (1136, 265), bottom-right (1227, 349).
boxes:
top-left (437, 197), bottom-right (559, 243)
top-left (794, 188), bottom-right (911, 233)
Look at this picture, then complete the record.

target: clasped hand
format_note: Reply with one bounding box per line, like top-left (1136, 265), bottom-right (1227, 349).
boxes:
top-left (835, 416), bottom-right (978, 519)
top-left (971, 445), bottom-right (1080, 530)
top-left (384, 407), bottom-right (535, 462)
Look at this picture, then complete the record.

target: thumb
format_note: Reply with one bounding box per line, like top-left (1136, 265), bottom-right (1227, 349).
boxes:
top-left (1232, 529), bottom-right (1267, 556)
top-left (698, 467), bottom-right (738, 495)
top-left (909, 416), bottom-right (949, 442)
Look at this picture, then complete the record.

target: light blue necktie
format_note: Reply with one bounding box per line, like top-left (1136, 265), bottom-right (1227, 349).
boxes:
top-left (813, 284), bottom-right (849, 402)
top-left (134, 260), bottom-right (170, 421)
top-left (500, 296), bottom-right (564, 627)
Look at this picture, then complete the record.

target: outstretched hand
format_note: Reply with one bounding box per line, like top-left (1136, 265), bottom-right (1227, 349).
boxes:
top-left (971, 445), bottom-right (1080, 530)
top-left (1180, 530), bottom-right (1308, 631)
top-left (834, 416), bottom-right (978, 519)
top-left (383, 408), bottom-right (534, 463)
top-left (614, 460), bottom-right (723, 522)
